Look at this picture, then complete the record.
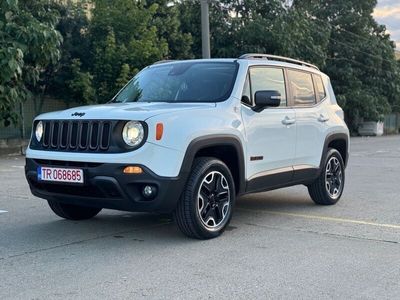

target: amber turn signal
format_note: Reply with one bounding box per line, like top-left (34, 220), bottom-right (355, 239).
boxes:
top-left (123, 166), bottom-right (143, 174)
top-left (156, 123), bottom-right (164, 140)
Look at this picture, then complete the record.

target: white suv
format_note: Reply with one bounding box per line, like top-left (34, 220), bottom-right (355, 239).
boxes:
top-left (25, 54), bottom-right (349, 239)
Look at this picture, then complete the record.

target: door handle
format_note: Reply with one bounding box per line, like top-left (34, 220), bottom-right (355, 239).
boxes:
top-left (282, 116), bottom-right (296, 126)
top-left (318, 114), bottom-right (329, 123)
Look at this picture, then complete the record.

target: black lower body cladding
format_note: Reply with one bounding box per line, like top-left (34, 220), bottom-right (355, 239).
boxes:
top-left (25, 158), bottom-right (187, 213)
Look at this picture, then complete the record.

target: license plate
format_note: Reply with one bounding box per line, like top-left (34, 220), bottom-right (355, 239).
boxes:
top-left (37, 167), bottom-right (84, 184)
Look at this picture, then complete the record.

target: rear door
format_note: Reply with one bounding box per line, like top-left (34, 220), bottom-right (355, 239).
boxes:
top-left (241, 66), bottom-right (296, 187)
top-left (287, 69), bottom-right (328, 176)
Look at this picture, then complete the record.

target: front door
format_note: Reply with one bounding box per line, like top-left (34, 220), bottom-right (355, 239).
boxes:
top-left (241, 66), bottom-right (296, 191)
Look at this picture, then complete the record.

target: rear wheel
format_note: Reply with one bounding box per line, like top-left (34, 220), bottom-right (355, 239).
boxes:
top-left (174, 157), bottom-right (235, 239)
top-left (48, 200), bottom-right (102, 220)
top-left (308, 148), bottom-right (345, 205)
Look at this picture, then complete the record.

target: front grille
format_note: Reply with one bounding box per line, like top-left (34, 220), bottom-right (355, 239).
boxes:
top-left (41, 120), bottom-right (111, 152)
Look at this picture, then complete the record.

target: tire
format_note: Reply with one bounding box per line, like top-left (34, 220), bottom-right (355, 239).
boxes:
top-left (308, 148), bottom-right (345, 205)
top-left (174, 157), bottom-right (236, 239)
top-left (48, 200), bottom-right (102, 220)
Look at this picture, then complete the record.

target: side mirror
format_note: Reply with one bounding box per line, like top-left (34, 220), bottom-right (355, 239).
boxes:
top-left (253, 90), bottom-right (281, 112)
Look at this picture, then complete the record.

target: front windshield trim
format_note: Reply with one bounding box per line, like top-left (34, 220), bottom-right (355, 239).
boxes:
top-left (110, 61), bottom-right (239, 104)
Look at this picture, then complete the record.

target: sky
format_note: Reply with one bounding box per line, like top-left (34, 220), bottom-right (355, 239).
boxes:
top-left (374, 0), bottom-right (400, 49)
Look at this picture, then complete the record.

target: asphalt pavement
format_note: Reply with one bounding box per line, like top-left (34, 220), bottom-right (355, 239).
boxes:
top-left (0, 136), bottom-right (399, 299)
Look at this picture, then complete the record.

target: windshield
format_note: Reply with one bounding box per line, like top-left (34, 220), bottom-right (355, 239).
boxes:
top-left (112, 61), bottom-right (238, 103)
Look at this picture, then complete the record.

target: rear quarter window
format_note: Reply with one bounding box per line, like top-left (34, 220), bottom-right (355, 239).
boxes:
top-left (313, 74), bottom-right (327, 102)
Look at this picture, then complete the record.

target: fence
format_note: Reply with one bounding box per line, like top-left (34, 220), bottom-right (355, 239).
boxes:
top-left (384, 113), bottom-right (400, 134)
top-left (0, 97), bottom-right (78, 154)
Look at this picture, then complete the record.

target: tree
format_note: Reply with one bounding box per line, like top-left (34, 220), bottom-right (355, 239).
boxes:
top-left (227, 0), bottom-right (288, 56)
top-left (281, 7), bottom-right (330, 67)
top-left (88, 0), bottom-right (169, 102)
top-left (178, 0), bottom-right (233, 58)
top-left (177, 0), bottom-right (400, 131)
top-left (145, 0), bottom-right (193, 59)
top-left (116, 63), bottom-right (134, 89)
top-left (0, 0), bottom-right (62, 125)
top-left (47, 0), bottom-right (194, 105)
top-left (292, 0), bottom-right (400, 131)
top-left (65, 59), bottom-right (95, 106)
top-left (48, 0), bottom-right (93, 107)
top-left (177, 0), bottom-right (328, 61)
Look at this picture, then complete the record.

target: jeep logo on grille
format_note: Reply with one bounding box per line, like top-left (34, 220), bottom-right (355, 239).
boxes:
top-left (71, 112), bottom-right (85, 117)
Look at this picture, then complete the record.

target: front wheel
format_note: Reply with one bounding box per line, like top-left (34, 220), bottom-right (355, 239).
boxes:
top-left (48, 200), bottom-right (102, 220)
top-left (308, 148), bottom-right (345, 205)
top-left (174, 157), bottom-right (236, 239)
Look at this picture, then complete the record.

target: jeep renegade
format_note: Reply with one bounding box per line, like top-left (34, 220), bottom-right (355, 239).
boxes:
top-left (25, 54), bottom-right (349, 239)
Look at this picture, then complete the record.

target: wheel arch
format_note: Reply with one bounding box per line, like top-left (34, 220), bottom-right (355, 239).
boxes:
top-left (319, 133), bottom-right (349, 171)
top-left (179, 135), bottom-right (246, 195)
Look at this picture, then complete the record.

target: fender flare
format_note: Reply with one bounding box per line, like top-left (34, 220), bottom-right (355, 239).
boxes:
top-left (319, 132), bottom-right (349, 173)
top-left (179, 134), bottom-right (246, 195)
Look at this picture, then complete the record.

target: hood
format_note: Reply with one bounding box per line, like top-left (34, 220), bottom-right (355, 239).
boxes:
top-left (36, 102), bottom-right (216, 121)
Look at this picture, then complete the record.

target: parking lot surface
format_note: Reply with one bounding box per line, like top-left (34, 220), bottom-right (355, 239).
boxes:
top-left (0, 136), bottom-right (399, 299)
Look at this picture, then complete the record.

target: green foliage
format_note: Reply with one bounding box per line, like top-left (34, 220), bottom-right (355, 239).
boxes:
top-left (66, 59), bottom-right (95, 105)
top-left (0, 0), bottom-right (62, 125)
top-left (145, 0), bottom-right (193, 59)
top-left (1, 0), bottom-right (399, 133)
top-left (46, 0), bottom-right (193, 105)
top-left (178, 0), bottom-right (400, 132)
top-left (47, 0), bottom-right (92, 106)
top-left (281, 8), bottom-right (330, 67)
top-left (116, 63), bottom-right (136, 90)
top-left (292, 0), bottom-right (400, 131)
top-left (88, 0), bottom-right (168, 102)
top-left (178, 1), bottom-right (329, 61)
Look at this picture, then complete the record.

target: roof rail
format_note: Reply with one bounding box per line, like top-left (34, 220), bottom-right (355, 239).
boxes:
top-left (239, 53), bottom-right (319, 70)
top-left (152, 60), bottom-right (175, 65)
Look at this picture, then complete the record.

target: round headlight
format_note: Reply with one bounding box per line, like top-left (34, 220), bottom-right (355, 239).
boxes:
top-left (122, 121), bottom-right (144, 147)
top-left (35, 121), bottom-right (44, 142)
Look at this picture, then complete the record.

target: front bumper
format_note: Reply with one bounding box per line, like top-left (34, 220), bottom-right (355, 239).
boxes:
top-left (25, 158), bottom-right (187, 213)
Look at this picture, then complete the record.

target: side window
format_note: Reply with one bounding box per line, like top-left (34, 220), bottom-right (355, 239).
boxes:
top-left (249, 67), bottom-right (287, 107)
top-left (313, 74), bottom-right (326, 102)
top-left (241, 74), bottom-right (252, 105)
top-left (287, 69), bottom-right (316, 107)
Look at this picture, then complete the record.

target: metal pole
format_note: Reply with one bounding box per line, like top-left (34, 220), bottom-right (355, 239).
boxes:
top-left (200, 0), bottom-right (211, 58)
top-left (19, 101), bottom-right (26, 155)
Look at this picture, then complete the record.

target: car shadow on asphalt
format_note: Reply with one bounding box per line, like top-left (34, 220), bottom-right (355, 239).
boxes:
top-left (1, 187), bottom-right (324, 260)
top-left (236, 187), bottom-right (316, 211)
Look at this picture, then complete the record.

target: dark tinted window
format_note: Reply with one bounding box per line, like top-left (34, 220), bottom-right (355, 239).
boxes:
top-left (113, 62), bottom-right (238, 103)
top-left (249, 67), bottom-right (287, 107)
top-left (313, 74), bottom-right (326, 102)
top-left (287, 70), bottom-right (316, 106)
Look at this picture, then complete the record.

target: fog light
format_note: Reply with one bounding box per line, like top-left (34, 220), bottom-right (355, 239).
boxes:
top-left (143, 185), bottom-right (157, 198)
